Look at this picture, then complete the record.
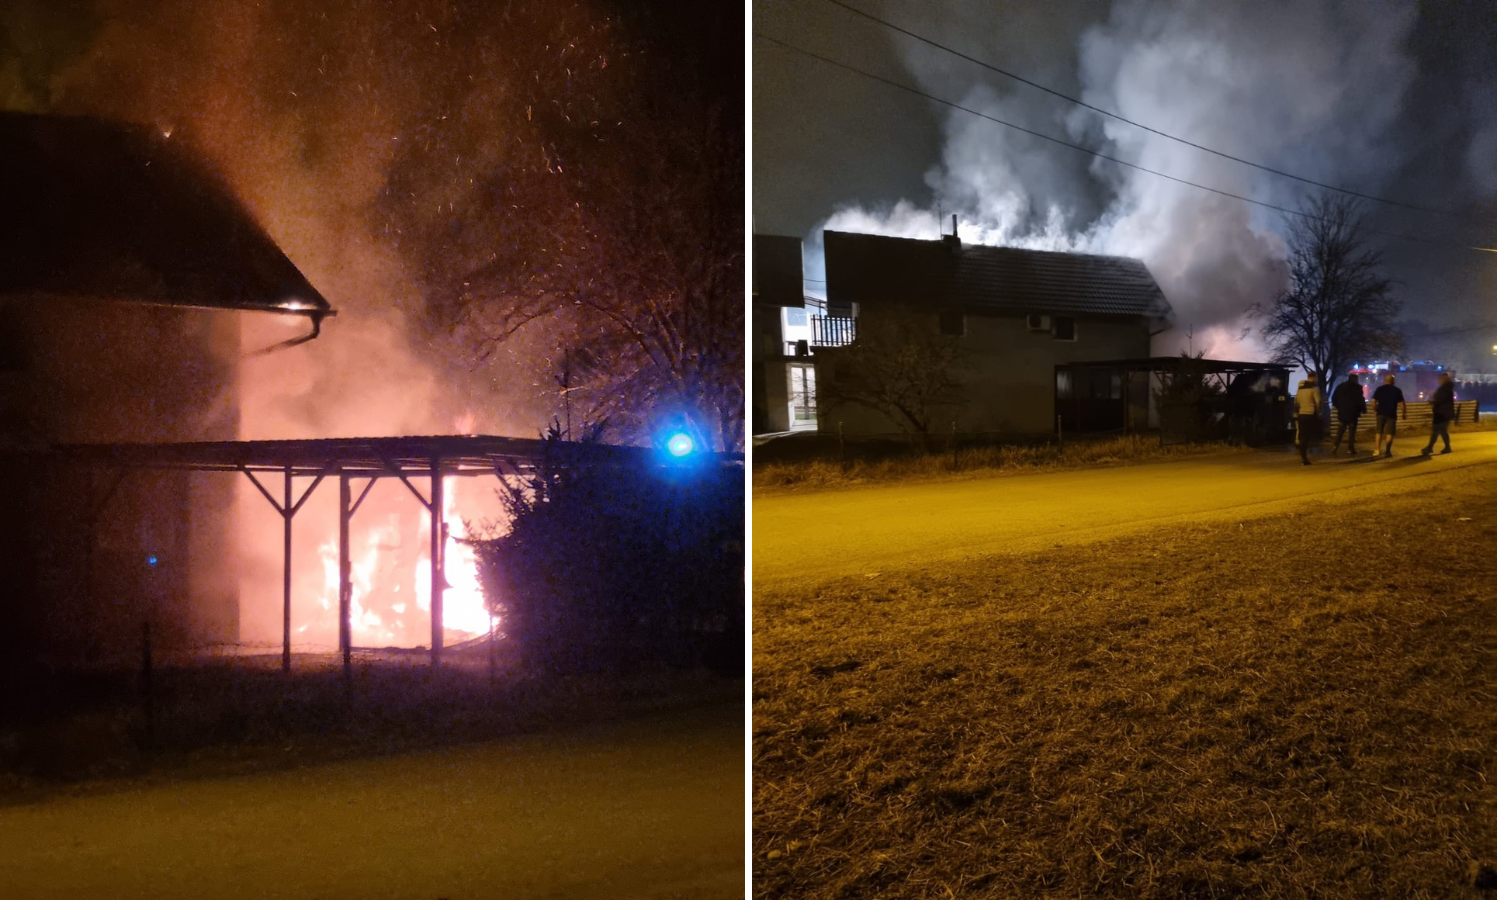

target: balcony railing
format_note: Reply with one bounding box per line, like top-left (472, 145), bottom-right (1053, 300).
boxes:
top-left (810, 315), bottom-right (856, 348)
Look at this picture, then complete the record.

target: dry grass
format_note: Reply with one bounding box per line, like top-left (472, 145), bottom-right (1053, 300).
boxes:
top-left (754, 434), bottom-right (1235, 493)
top-left (755, 419), bottom-right (1498, 494)
top-left (754, 466), bottom-right (1496, 898)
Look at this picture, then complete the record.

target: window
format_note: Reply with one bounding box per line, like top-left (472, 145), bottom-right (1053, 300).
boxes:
top-left (785, 307), bottom-right (808, 327)
top-left (939, 311), bottom-right (965, 336)
top-left (1027, 314), bottom-right (1051, 332)
top-left (1052, 316), bottom-right (1076, 341)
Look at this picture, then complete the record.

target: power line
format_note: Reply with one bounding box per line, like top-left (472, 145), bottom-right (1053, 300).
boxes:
top-left (757, 33), bottom-right (1499, 255)
top-left (817, 0), bottom-right (1493, 225)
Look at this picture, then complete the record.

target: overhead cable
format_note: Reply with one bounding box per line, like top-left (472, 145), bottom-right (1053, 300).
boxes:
top-left (817, 0), bottom-right (1492, 225)
top-left (757, 33), bottom-right (1498, 255)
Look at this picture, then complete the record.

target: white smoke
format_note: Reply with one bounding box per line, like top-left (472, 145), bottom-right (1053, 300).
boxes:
top-left (809, 0), bottom-right (1429, 361)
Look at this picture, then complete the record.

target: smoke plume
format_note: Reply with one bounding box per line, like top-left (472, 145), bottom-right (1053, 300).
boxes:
top-left (808, 0), bottom-right (1467, 360)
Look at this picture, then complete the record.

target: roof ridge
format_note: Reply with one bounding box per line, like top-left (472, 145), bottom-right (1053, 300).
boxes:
top-left (824, 229), bottom-right (1147, 266)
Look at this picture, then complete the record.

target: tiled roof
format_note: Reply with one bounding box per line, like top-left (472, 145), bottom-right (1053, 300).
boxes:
top-left (752, 234), bottom-right (805, 308)
top-left (0, 112), bottom-right (331, 317)
top-left (824, 230), bottom-right (1172, 320)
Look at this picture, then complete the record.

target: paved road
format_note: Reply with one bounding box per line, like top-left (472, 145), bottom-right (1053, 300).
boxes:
top-left (754, 432), bottom-right (1497, 588)
top-left (0, 705), bottom-right (743, 900)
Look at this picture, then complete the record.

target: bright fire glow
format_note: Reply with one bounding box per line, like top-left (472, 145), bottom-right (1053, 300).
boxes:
top-left (242, 469), bottom-right (504, 651)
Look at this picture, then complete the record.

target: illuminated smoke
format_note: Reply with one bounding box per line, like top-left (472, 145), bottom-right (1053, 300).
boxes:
top-left (809, 0), bottom-right (1430, 361)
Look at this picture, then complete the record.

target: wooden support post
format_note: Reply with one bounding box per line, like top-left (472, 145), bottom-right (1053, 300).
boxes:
top-left (282, 466), bottom-right (292, 673)
top-left (488, 611), bottom-right (497, 688)
top-left (430, 457), bottom-right (444, 668)
top-left (140, 621), bottom-right (154, 750)
top-left (339, 472), bottom-right (352, 685)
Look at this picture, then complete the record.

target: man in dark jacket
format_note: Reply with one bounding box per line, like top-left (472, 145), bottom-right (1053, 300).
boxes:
top-left (1372, 374), bottom-right (1405, 459)
top-left (1421, 372), bottom-right (1455, 455)
top-left (1330, 373), bottom-right (1367, 456)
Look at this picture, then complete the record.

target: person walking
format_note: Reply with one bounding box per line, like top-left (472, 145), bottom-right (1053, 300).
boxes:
top-left (1421, 371), bottom-right (1455, 455)
top-left (1372, 373), bottom-right (1406, 458)
top-left (1330, 372), bottom-right (1367, 456)
top-left (1293, 375), bottom-right (1322, 465)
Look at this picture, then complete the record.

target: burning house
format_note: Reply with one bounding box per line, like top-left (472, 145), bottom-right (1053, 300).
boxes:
top-left (0, 112), bottom-right (734, 674)
top-left (808, 225), bottom-right (1178, 437)
top-left (0, 111), bottom-right (331, 665)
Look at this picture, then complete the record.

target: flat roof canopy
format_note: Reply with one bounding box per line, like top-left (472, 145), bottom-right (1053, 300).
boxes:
top-left (1058, 357), bottom-right (1289, 375)
top-left (41, 434), bottom-right (741, 478)
top-left (35, 433), bottom-right (742, 673)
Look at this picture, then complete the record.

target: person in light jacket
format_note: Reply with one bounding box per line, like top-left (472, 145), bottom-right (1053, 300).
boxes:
top-left (1293, 375), bottom-right (1323, 466)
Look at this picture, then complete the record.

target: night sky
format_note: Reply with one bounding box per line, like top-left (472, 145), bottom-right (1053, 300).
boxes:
top-left (754, 0), bottom-right (1496, 369)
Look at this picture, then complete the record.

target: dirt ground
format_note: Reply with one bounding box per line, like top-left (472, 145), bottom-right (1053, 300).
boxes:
top-left (0, 702), bottom-right (744, 900)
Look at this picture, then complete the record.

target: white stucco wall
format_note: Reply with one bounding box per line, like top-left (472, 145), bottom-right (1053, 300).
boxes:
top-left (819, 308), bottom-right (1151, 437)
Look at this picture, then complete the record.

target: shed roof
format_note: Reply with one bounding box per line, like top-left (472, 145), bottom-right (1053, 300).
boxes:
top-left (1057, 357), bottom-right (1288, 375)
top-left (824, 230), bottom-right (1172, 320)
top-left (0, 112), bottom-right (331, 319)
top-left (40, 434), bottom-right (742, 478)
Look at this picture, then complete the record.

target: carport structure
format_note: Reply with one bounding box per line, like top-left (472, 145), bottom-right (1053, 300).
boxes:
top-left (47, 435), bottom-right (661, 675)
top-left (1055, 356), bottom-right (1291, 441)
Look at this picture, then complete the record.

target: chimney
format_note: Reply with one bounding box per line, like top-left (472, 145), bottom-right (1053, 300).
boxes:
top-left (942, 214), bottom-right (961, 253)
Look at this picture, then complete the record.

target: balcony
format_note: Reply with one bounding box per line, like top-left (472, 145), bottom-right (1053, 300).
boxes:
top-left (810, 315), bottom-right (856, 348)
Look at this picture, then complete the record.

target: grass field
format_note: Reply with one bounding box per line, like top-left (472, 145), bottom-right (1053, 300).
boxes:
top-left (753, 419), bottom-right (1498, 494)
top-left (753, 465), bottom-right (1496, 898)
top-left (754, 434), bottom-right (1233, 493)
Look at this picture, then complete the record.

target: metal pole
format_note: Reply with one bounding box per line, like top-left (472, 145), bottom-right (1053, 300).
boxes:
top-left (339, 472), bottom-right (352, 685)
top-left (430, 458), bottom-right (444, 668)
top-left (282, 466), bottom-right (292, 673)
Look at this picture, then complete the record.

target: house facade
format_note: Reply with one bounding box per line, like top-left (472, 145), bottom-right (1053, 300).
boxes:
top-left (816, 228), bottom-right (1174, 437)
top-left (0, 112), bottom-right (331, 664)
top-left (751, 234), bottom-right (856, 435)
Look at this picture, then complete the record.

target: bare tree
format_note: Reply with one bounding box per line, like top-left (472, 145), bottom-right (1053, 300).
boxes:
top-left (1256, 195), bottom-right (1402, 399)
top-left (817, 308), bottom-right (966, 441)
top-left (445, 96), bottom-right (743, 451)
top-left (377, 3), bottom-right (743, 451)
